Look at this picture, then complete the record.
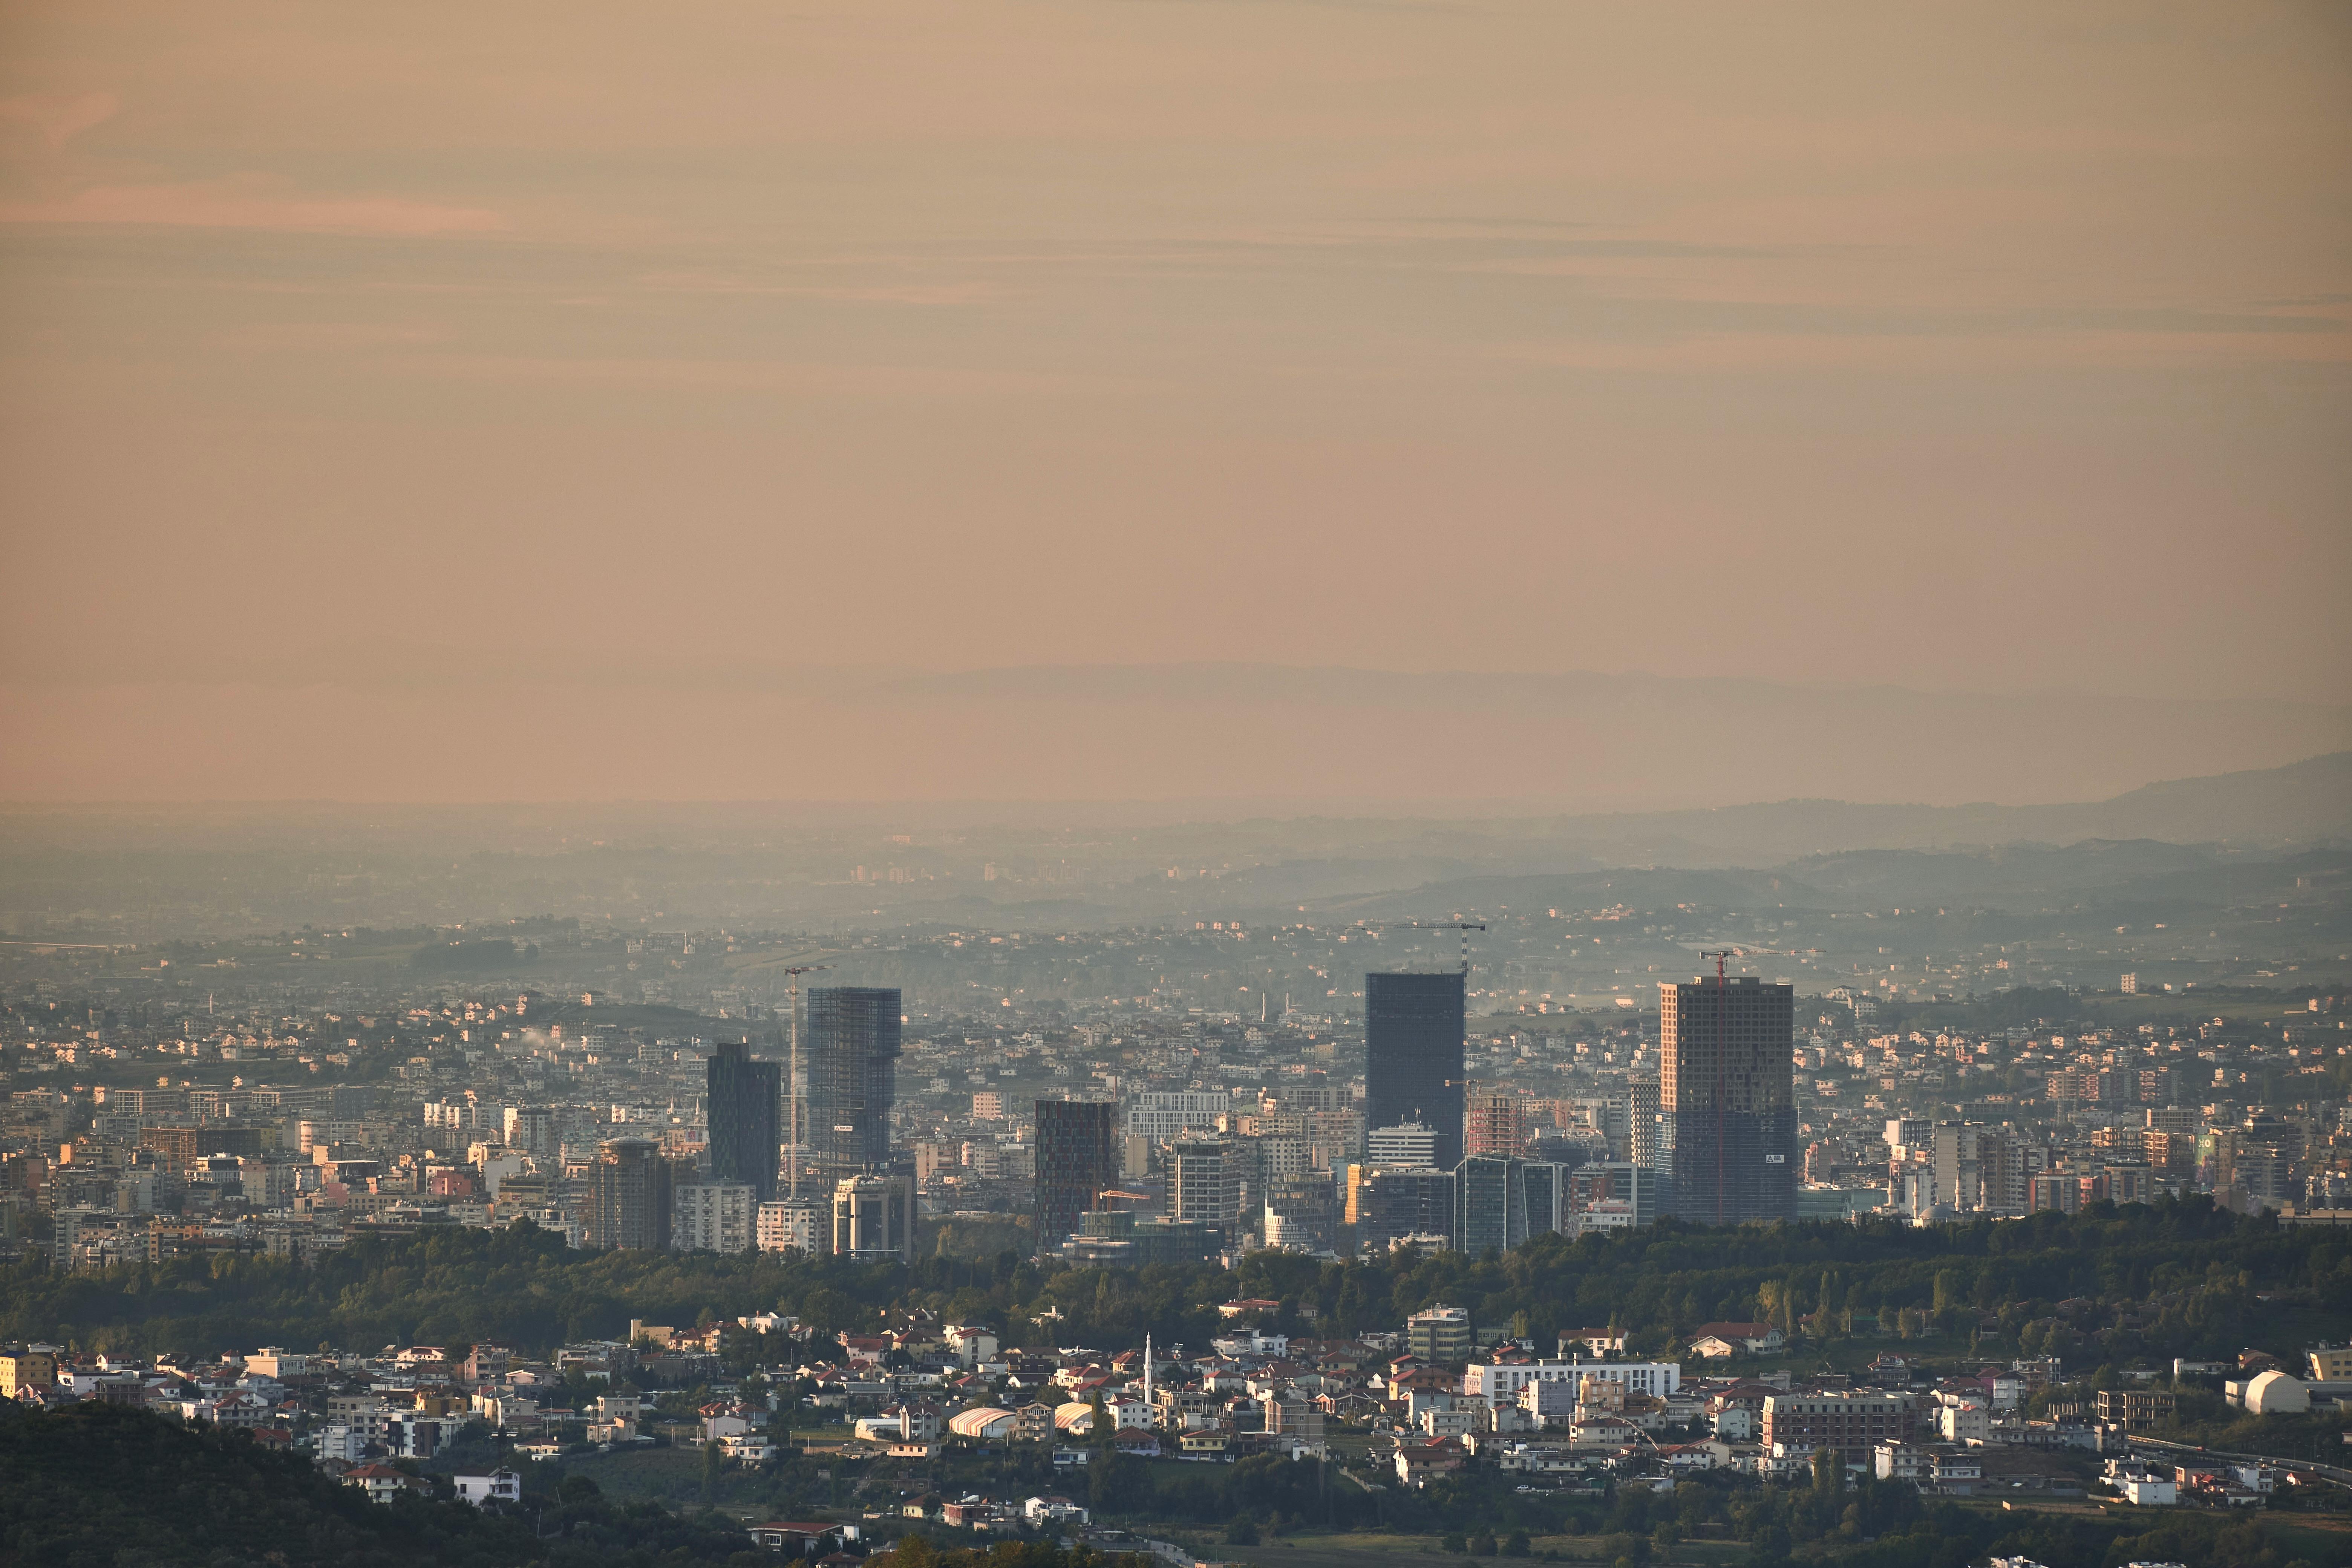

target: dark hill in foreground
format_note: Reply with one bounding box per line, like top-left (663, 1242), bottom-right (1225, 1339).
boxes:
top-left (0, 1400), bottom-right (752, 1568)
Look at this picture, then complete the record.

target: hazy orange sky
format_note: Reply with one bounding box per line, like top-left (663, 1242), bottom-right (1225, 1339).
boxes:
top-left (1, 2), bottom-right (2347, 802)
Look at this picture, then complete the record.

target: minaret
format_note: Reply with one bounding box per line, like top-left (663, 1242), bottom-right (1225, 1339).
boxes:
top-left (1144, 1332), bottom-right (1154, 1415)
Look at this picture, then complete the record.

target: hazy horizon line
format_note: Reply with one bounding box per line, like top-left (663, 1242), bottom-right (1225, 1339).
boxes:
top-left (0, 747), bottom-right (2340, 821)
top-left (6, 657), bottom-right (2346, 712)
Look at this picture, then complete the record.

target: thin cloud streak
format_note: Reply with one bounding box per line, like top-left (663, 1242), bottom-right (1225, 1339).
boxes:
top-left (0, 174), bottom-right (505, 236)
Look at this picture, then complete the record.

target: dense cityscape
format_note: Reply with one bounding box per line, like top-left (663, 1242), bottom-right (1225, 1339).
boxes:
top-left (4, 3), bottom-right (2348, 1565)
top-left (2, 795), bottom-right (2349, 1567)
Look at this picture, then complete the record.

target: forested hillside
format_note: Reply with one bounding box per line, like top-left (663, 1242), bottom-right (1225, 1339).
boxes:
top-left (5, 1198), bottom-right (2345, 1368)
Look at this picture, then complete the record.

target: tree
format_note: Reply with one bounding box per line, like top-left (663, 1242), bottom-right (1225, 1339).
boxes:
top-left (1089, 1448), bottom-right (1148, 1514)
top-left (1226, 1517), bottom-right (1260, 1546)
top-left (1812, 1446), bottom-right (1839, 1497)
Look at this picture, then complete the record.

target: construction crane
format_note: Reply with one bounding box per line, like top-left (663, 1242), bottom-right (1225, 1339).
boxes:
top-left (1698, 949), bottom-right (1743, 1227)
top-left (777, 964), bottom-right (833, 1200)
top-left (1413, 920), bottom-right (1488, 974)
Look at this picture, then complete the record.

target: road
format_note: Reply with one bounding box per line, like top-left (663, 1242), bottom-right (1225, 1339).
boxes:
top-left (2124, 1434), bottom-right (2352, 1492)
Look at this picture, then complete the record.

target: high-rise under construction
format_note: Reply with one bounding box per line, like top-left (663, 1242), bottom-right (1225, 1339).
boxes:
top-left (1658, 975), bottom-right (1796, 1225)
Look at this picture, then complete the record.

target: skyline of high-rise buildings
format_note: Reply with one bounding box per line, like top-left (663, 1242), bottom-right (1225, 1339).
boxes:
top-left (383, 952), bottom-right (1793, 1261)
top-left (585, 960), bottom-right (1795, 1257)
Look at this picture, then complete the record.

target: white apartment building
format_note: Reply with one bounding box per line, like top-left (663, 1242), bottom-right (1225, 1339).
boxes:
top-left (674, 1182), bottom-right (757, 1253)
top-left (1127, 1091), bottom-right (1232, 1144)
top-left (1366, 1122), bottom-right (1439, 1167)
top-left (1462, 1359), bottom-right (1681, 1406)
top-left (756, 1197), bottom-right (825, 1254)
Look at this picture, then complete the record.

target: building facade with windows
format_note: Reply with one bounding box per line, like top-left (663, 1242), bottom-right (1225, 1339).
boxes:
top-left (674, 1181), bottom-right (757, 1253)
top-left (1034, 1098), bottom-right (1119, 1255)
top-left (1659, 976), bottom-right (1796, 1225)
top-left (706, 1041), bottom-right (781, 1200)
top-left (806, 988), bottom-right (901, 1177)
top-left (1365, 972), bottom-right (1467, 1171)
top-left (1761, 1392), bottom-right (1917, 1465)
top-left (586, 1137), bottom-right (672, 1250)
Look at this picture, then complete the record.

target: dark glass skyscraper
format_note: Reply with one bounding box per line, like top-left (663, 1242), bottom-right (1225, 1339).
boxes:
top-left (706, 1039), bottom-right (781, 1200)
top-left (1364, 970), bottom-right (1467, 1170)
top-left (1032, 1099), bottom-right (1118, 1255)
top-left (1658, 975), bottom-right (1796, 1225)
top-left (1451, 1155), bottom-right (1569, 1256)
top-left (806, 986), bottom-right (901, 1176)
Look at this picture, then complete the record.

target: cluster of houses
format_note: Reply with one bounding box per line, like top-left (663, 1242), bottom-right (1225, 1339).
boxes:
top-left (7, 1313), bottom-right (2341, 1527)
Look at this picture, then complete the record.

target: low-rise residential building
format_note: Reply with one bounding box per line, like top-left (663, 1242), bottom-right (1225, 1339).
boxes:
top-left (1762, 1391), bottom-right (1918, 1466)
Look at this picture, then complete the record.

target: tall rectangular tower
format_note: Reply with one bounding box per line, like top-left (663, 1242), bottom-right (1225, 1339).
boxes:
top-left (1033, 1099), bottom-right (1119, 1255)
top-left (706, 1040), bottom-right (781, 1201)
top-left (1365, 971), bottom-right (1466, 1171)
top-left (1167, 1138), bottom-right (1238, 1234)
top-left (1658, 975), bottom-right (1795, 1225)
top-left (587, 1136), bottom-right (673, 1250)
top-left (806, 987), bottom-right (901, 1176)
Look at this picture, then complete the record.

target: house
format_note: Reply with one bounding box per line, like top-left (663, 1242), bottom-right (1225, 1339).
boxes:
top-left (748, 1522), bottom-right (854, 1555)
top-left (1178, 1427), bottom-right (1230, 1459)
top-left (1393, 1435), bottom-right (1466, 1486)
top-left (1420, 1406), bottom-right (1479, 1438)
top-left (345, 1463), bottom-right (425, 1505)
top-left (1690, 1323), bottom-right (1784, 1356)
top-left (454, 1469), bottom-right (522, 1507)
top-left (703, 1401), bottom-right (765, 1443)
top-left (2104, 1461), bottom-right (2176, 1506)
top-left (1568, 1415), bottom-right (1641, 1452)
top-left (1494, 1442), bottom-right (1585, 1475)
top-left (1023, 1494), bottom-right (1089, 1526)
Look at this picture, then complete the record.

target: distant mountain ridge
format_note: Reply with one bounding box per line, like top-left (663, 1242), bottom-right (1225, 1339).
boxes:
top-left (1491, 751), bottom-right (2352, 866)
top-left (841, 662), bottom-right (2350, 812)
